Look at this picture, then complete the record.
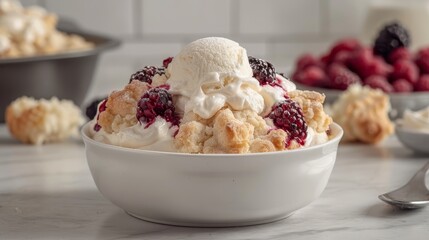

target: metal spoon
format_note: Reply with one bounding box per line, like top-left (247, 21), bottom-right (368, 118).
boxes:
top-left (379, 161), bottom-right (429, 209)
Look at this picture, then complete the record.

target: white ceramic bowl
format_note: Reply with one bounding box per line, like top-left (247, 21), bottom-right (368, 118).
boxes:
top-left (295, 83), bottom-right (429, 119)
top-left (396, 124), bottom-right (429, 154)
top-left (81, 123), bottom-right (343, 227)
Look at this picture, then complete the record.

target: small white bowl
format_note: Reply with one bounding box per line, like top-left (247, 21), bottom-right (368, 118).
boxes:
top-left (396, 124), bottom-right (429, 154)
top-left (81, 123), bottom-right (343, 227)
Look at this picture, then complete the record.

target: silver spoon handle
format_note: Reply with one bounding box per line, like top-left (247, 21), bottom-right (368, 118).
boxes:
top-left (406, 161), bottom-right (429, 188)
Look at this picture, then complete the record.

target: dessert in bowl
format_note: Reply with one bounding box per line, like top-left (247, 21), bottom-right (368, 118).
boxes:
top-left (82, 37), bottom-right (343, 226)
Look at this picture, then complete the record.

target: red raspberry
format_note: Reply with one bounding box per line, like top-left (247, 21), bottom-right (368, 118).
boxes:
top-left (415, 48), bottom-right (429, 74)
top-left (249, 56), bottom-right (276, 86)
top-left (330, 38), bottom-right (361, 58)
top-left (328, 64), bottom-right (361, 90)
top-left (391, 60), bottom-right (419, 84)
top-left (323, 39), bottom-right (361, 65)
top-left (415, 75), bottom-right (429, 91)
top-left (268, 99), bottom-right (308, 147)
top-left (392, 79), bottom-right (413, 93)
top-left (130, 66), bottom-right (166, 84)
top-left (136, 88), bottom-right (179, 127)
top-left (294, 66), bottom-right (328, 87)
top-left (163, 57), bottom-right (173, 68)
top-left (364, 75), bottom-right (393, 93)
top-left (296, 54), bottom-right (319, 71)
top-left (331, 50), bottom-right (352, 66)
top-left (388, 47), bottom-right (411, 63)
top-left (94, 99), bottom-right (108, 132)
top-left (348, 48), bottom-right (373, 74)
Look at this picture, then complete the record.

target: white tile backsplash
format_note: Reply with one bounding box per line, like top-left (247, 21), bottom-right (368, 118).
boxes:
top-left (140, 0), bottom-right (231, 35)
top-left (43, 0), bottom-right (134, 37)
top-left (328, 0), bottom-right (369, 35)
top-left (238, 0), bottom-right (321, 35)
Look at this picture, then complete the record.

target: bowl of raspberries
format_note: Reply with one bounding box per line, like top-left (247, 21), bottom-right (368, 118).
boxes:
top-left (292, 22), bottom-right (429, 118)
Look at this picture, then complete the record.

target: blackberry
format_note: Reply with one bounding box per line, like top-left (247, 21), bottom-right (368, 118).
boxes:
top-left (268, 99), bottom-right (308, 147)
top-left (85, 97), bottom-right (106, 120)
top-left (248, 56), bottom-right (276, 85)
top-left (373, 22), bottom-right (410, 60)
top-left (129, 66), bottom-right (166, 84)
top-left (136, 87), bottom-right (178, 127)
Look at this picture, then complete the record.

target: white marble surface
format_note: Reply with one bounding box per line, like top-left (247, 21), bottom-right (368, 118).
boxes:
top-left (0, 126), bottom-right (429, 240)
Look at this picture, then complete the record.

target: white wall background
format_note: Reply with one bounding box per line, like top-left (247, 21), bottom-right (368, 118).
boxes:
top-left (21, 0), bottom-right (370, 101)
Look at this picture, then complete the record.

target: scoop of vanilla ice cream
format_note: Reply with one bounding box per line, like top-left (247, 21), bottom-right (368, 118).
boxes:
top-left (167, 37), bottom-right (283, 119)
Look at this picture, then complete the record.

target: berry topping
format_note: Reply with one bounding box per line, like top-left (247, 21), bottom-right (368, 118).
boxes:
top-left (415, 47), bottom-right (429, 74)
top-left (86, 97), bottom-right (106, 120)
top-left (136, 87), bottom-right (179, 127)
top-left (374, 22), bottom-right (410, 60)
top-left (296, 54), bottom-right (319, 71)
top-left (268, 99), bottom-right (308, 147)
top-left (129, 66), bottom-right (166, 84)
top-left (391, 60), bottom-right (419, 84)
top-left (388, 47), bottom-right (411, 64)
top-left (364, 75), bottom-right (393, 93)
top-left (392, 79), bottom-right (413, 93)
top-left (248, 56), bottom-right (276, 85)
top-left (163, 57), bottom-right (173, 68)
top-left (328, 64), bottom-right (361, 90)
top-left (94, 99), bottom-right (107, 132)
top-left (294, 66), bottom-right (328, 87)
top-left (415, 75), bottom-right (429, 91)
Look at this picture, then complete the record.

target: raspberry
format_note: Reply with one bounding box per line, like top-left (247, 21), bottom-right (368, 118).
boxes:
top-left (136, 88), bottom-right (179, 127)
top-left (163, 57), bottom-right (173, 68)
top-left (248, 56), bottom-right (276, 85)
top-left (331, 50), bottom-right (352, 66)
top-left (268, 99), bottom-right (308, 147)
top-left (129, 66), bottom-right (166, 84)
top-left (94, 99), bottom-right (107, 132)
top-left (328, 64), bottom-right (361, 90)
top-left (323, 38), bottom-right (361, 64)
top-left (364, 75), bottom-right (393, 93)
top-left (85, 97), bottom-right (106, 120)
top-left (295, 66), bottom-right (328, 87)
top-left (330, 38), bottom-right (361, 57)
top-left (415, 75), bottom-right (429, 91)
top-left (392, 79), bottom-right (413, 93)
top-left (348, 48), bottom-right (374, 74)
top-left (374, 22), bottom-right (410, 60)
top-left (296, 54), bottom-right (319, 71)
top-left (415, 48), bottom-right (429, 74)
top-left (391, 60), bottom-right (419, 84)
top-left (388, 47), bottom-right (411, 64)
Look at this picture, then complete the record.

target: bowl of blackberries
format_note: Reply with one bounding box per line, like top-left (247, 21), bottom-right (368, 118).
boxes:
top-left (291, 22), bottom-right (429, 118)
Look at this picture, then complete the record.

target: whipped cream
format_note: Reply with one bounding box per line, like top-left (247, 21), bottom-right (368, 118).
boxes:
top-left (399, 107), bottom-right (429, 133)
top-left (92, 117), bottom-right (177, 152)
top-left (305, 127), bottom-right (328, 147)
top-left (168, 37), bottom-right (295, 119)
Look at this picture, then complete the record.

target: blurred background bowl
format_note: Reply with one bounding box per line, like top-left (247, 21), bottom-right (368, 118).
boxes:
top-left (0, 30), bottom-right (120, 122)
top-left (396, 124), bottom-right (429, 154)
top-left (294, 83), bottom-right (429, 119)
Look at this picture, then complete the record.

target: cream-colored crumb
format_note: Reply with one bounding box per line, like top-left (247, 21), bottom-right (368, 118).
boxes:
top-left (98, 80), bottom-right (149, 133)
top-left (329, 84), bottom-right (394, 144)
top-left (5, 96), bottom-right (84, 145)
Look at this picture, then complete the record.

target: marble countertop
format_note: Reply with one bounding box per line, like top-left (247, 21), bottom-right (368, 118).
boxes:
top-left (0, 125), bottom-right (428, 240)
